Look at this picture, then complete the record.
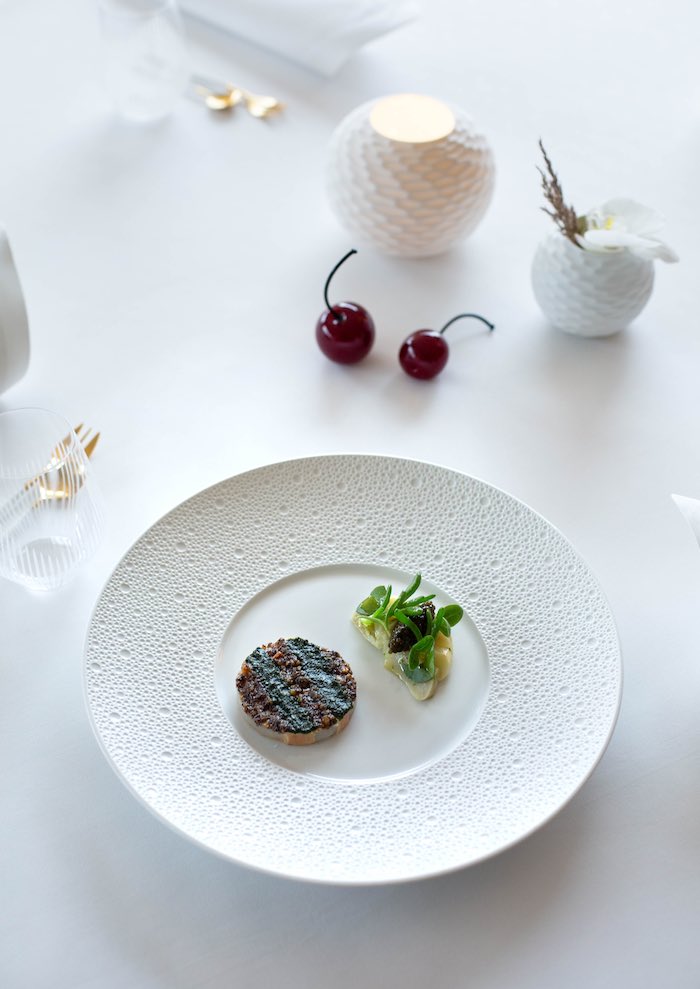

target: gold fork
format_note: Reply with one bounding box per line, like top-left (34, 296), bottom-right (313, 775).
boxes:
top-left (72, 423), bottom-right (101, 461)
top-left (24, 424), bottom-right (101, 504)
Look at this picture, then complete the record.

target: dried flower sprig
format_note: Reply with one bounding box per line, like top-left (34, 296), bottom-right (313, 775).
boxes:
top-left (537, 140), bottom-right (582, 247)
top-left (536, 141), bottom-right (678, 262)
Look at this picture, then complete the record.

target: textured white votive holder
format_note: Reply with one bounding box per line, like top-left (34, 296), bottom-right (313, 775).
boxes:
top-left (326, 93), bottom-right (495, 258)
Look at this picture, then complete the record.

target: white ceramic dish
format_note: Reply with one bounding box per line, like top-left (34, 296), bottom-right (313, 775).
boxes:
top-left (84, 455), bottom-right (621, 885)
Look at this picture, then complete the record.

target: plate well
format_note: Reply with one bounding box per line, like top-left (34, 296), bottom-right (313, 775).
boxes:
top-left (216, 564), bottom-right (490, 783)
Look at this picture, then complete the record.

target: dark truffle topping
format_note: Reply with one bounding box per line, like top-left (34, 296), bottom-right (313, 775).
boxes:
top-left (387, 601), bottom-right (436, 653)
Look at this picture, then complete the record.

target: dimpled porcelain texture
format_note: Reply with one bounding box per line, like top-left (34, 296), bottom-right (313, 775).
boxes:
top-left (84, 455), bottom-right (621, 885)
top-left (326, 98), bottom-right (495, 258)
top-left (532, 232), bottom-right (655, 337)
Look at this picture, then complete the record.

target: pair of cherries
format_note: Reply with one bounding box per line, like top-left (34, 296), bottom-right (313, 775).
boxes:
top-left (315, 250), bottom-right (494, 380)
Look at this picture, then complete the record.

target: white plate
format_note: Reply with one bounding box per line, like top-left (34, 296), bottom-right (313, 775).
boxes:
top-left (84, 455), bottom-right (621, 884)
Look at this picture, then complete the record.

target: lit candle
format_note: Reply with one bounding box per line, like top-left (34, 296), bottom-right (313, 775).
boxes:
top-left (369, 93), bottom-right (456, 144)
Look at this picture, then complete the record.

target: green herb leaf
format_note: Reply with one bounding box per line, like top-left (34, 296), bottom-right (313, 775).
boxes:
top-left (400, 661), bottom-right (434, 683)
top-left (387, 574), bottom-right (426, 621)
top-left (355, 574), bottom-right (463, 689)
top-left (404, 594), bottom-right (436, 607)
top-left (443, 604), bottom-right (464, 627)
top-left (396, 597), bottom-right (435, 620)
top-left (408, 635), bottom-right (435, 674)
top-left (356, 583), bottom-right (394, 629)
top-left (400, 573), bottom-right (422, 602)
top-left (394, 609), bottom-right (423, 643)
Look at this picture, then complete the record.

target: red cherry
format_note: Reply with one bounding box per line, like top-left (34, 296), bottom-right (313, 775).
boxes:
top-left (316, 249), bottom-right (375, 364)
top-left (399, 330), bottom-right (448, 380)
top-left (399, 313), bottom-right (494, 380)
top-left (316, 302), bottom-right (375, 364)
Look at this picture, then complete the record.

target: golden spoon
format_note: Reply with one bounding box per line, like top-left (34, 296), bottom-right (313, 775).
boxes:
top-left (240, 88), bottom-right (284, 119)
top-left (193, 77), bottom-right (283, 118)
top-left (194, 83), bottom-right (243, 111)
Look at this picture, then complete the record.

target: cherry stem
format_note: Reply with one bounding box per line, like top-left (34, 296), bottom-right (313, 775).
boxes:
top-left (324, 248), bottom-right (357, 319)
top-left (439, 313), bottom-right (495, 335)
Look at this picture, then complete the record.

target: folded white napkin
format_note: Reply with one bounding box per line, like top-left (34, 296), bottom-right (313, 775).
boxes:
top-left (181, 0), bottom-right (419, 75)
top-left (672, 494), bottom-right (700, 548)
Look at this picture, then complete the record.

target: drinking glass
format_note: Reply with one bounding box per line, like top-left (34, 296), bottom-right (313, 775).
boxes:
top-left (98, 0), bottom-right (189, 123)
top-left (0, 409), bottom-right (104, 591)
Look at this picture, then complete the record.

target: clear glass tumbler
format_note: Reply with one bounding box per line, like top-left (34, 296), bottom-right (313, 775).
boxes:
top-left (98, 0), bottom-right (189, 123)
top-left (0, 409), bottom-right (104, 591)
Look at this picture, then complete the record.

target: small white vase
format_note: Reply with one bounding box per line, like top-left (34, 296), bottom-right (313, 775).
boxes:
top-left (0, 226), bottom-right (30, 394)
top-left (326, 93), bottom-right (495, 258)
top-left (531, 232), bottom-right (654, 337)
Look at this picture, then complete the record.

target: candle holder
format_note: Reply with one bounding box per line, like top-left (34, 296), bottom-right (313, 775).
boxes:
top-left (326, 94), bottom-right (495, 258)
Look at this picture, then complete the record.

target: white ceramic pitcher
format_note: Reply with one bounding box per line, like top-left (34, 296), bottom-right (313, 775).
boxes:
top-left (0, 226), bottom-right (29, 394)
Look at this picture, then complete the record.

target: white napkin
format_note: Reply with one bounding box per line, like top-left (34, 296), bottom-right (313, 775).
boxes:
top-left (181, 0), bottom-right (420, 76)
top-left (672, 494), bottom-right (700, 549)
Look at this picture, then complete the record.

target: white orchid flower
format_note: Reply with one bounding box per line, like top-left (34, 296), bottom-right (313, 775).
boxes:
top-left (580, 198), bottom-right (678, 262)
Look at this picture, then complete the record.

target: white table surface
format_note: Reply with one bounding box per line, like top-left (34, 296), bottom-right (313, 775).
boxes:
top-left (2, 0), bottom-right (700, 985)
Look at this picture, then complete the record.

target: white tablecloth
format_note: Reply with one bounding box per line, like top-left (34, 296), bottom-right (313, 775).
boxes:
top-left (2, 0), bottom-right (699, 986)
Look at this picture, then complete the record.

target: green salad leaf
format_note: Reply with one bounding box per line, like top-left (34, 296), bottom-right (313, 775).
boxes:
top-left (354, 574), bottom-right (435, 632)
top-left (355, 574), bottom-right (463, 681)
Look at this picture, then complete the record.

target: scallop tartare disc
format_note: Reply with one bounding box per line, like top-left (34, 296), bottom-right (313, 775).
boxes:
top-left (236, 637), bottom-right (357, 745)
